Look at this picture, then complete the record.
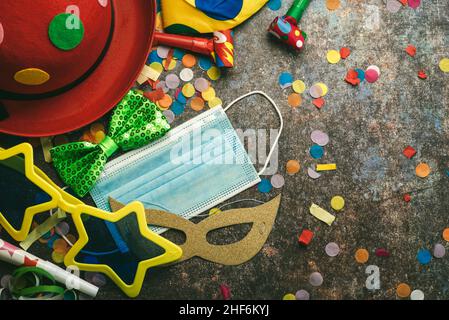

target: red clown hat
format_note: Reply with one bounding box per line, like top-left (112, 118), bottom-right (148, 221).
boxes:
top-left (0, 0), bottom-right (156, 137)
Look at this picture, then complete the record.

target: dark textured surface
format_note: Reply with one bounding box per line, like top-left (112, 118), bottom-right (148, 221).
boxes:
top-left (1, 0), bottom-right (449, 300)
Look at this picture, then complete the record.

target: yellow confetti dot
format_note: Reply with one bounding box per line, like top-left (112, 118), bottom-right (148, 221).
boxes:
top-left (14, 68), bottom-right (50, 85)
top-left (163, 58), bottom-right (177, 70)
top-left (202, 87), bottom-right (216, 101)
top-left (207, 66), bottom-right (221, 81)
top-left (355, 248), bottom-right (369, 264)
top-left (149, 62), bottom-right (163, 74)
top-left (327, 50), bottom-right (341, 64)
top-left (292, 80), bottom-right (306, 94)
top-left (316, 83), bottom-right (328, 96)
top-left (331, 196), bottom-right (345, 211)
top-left (51, 250), bottom-right (65, 264)
top-left (208, 97), bottom-right (222, 108)
top-left (182, 83), bottom-right (195, 98)
top-left (283, 293), bottom-right (296, 300)
top-left (439, 58), bottom-right (449, 73)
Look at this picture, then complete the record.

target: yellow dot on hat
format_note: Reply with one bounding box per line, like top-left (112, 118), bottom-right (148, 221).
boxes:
top-left (14, 68), bottom-right (50, 86)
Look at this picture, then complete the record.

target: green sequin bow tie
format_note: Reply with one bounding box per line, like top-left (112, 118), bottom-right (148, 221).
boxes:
top-left (51, 91), bottom-right (171, 197)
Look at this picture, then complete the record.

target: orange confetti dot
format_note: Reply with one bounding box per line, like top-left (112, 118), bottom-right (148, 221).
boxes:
top-left (158, 94), bottom-right (173, 109)
top-left (288, 93), bottom-right (302, 108)
top-left (355, 248), bottom-right (369, 263)
top-left (443, 228), bottom-right (449, 242)
top-left (93, 130), bottom-right (106, 144)
top-left (182, 54), bottom-right (197, 68)
top-left (396, 283), bottom-right (411, 298)
top-left (190, 97), bottom-right (205, 111)
top-left (340, 47), bottom-right (351, 59)
top-left (313, 97), bottom-right (325, 109)
top-left (53, 238), bottom-right (68, 253)
top-left (286, 160), bottom-right (300, 175)
top-left (415, 163), bottom-right (431, 178)
top-left (326, 0), bottom-right (341, 11)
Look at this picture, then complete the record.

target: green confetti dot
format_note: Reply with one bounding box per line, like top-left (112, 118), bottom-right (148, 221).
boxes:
top-left (49, 13), bottom-right (84, 51)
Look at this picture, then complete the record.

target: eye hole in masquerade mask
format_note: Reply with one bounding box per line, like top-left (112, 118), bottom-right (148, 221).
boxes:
top-left (206, 223), bottom-right (253, 246)
top-left (109, 194), bottom-right (281, 266)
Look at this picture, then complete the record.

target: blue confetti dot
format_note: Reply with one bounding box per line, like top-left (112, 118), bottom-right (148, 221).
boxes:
top-left (173, 48), bottom-right (185, 60)
top-left (199, 56), bottom-right (213, 71)
top-left (147, 50), bottom-right (162, 64)
top-left (310, 145), bottom-right (324, 159)
top-left (46, 235), bottom-right (59, 249)
top-left (171, 101), bottom-right (185, 116)
top-left (268, 0), bottom-right (282, 11)
top-left (417, 249), bottom-right (432, 265)
top-left (258, 179), bottom-right (273, 193)
top-left (279, 72), bottom-right (293, 87)
top-left (176, 92), bottom-right (187, 104)
top-left (355, 68), bottom-right (365, 82)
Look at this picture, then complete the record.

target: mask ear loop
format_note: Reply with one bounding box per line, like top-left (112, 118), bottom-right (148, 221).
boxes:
top-left (224, 91), bottom-right (284, 176)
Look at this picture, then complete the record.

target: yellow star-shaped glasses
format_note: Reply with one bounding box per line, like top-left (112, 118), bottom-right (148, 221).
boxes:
top-left (0, 143), bottom-right (61, 241)
top-left (64, 201), bottom-right (183, 298)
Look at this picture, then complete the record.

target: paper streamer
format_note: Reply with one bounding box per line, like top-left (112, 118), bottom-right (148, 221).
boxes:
top-left (309, 203), bottom-right (335, 226)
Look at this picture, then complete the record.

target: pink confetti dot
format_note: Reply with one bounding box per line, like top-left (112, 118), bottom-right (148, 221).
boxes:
top-left (365, 69), bottom-right (379, 83)
top-left (408, 0), bottom-right (421, 10)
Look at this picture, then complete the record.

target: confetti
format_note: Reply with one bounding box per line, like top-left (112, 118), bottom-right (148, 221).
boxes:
top-left (325, 242), bottom-right (340, 257)
top-left (417, 249), bottom-right (432, 265)
top-left (309, 85), bottom-right (323, 98)
top-left (207, 66), bottom-right (221, 81)
top-left (202, 86), bottom-right (216, 101)
top-left (403, 194), bottom-right (412, 202)
top-left (418, 70), bottom-right (427, 80)
top-left (190, 97), bottom-right (205, 111)
top-left (295, 290), bottom-right (310, 300)
top-left (298, 229), bottom-right (314, 246)
top-left (402, 146), bottom-right (417, 159)
top-left (340, 47), bottom-right (351, 59)
top-left (443, 228), bottom-right (449, 242)
top-left (162, 110), bottom-right (175, 123)
top-left (179, 68), bottom-right (194, 82)
top-left (355, 248), bottom-right (369, 264)
top-left (258, 179), bottom-right (273, 193)
top-left (171, 101), bottom-right (185, 116)
top-left (194, 77), bottom-right (210, 92)
top-left (157, 46), bottom-right (170, 59)
top-left (433, 244), bottom-right (446, 258)
top-left (316, 163), bottom-right (337, 171)
top-left (313, 97), bottom-right (325, 109)
top-left (408, 0), bottom-right (421, 10)
top-left (316, 83), bottom-right (329, 96)
top-left (327, 50), bottom-right (341, 64)
top-left (355, 68), bottom-right (365, 82)
top-left (288, 93), bottom-right (302, 108)
top-left (292, 80), bottom-right (306, 94)
top-left (410, 290), bottom-right (425, 300)
top-left (208, 97), bottom-right (223, 108)
top-left (309, 203), bottom-right (335, 226)
top-left (326, 0), bottom-right (341, 11)
top-left (406, 45), bottom-right (417, 57)
top-left (307, 167), bottom-right (321, 179)
top-left (396, 283), bottom-right (411, 298)
top-left (286, 160), bottom-right (300, 175)
top-left (331, 196), bottom-right (345, 211)
top-left (311, 130), bottom-right (329, 146)
top-left (375, 248), bottom-right (390, 257)
top-left (268, 0), bottom-right (282, 11)
top-left (158, 94), bottom-right (173, 109)
top-left (439, 58), bottom-right (449, 73)
top-left (279, 72), bottom-right (294, 89)
top-left (310, 145), bottom-right (324, 159)
top-left (182, 83), bottom-right (196, 98)
top-left (386, 0), bottom-right (402, 13)
top-left (283, 293), bottom-right (296, 300)
top-left (270, 174), bottom-right (285, 188)
top-left (365, 69), bottom-right (379, 83)
top-left (199, 56), bottom-right (213, 71)
top-left (415, 163), bottom-right (431, 178)
top-left (345, 69), bottom-right (360, 86)
top-left (182, 54), bottom-right (197, 68)
top-left (309, 272), bottom-right (323, 287)
top-left (165, 74), bottom-right (180, 89)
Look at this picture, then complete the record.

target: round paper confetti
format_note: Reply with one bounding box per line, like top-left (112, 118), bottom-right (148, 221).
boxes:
top-left (182, 54), bottom-right (197, 68)
top-left (433, 243), bottom-right (446, 258)
top-left (386, 0), bottom-right (402, 13)
top-left (325, 242), bottom-right (340, 257)
top-left (295, 290), bottom-right (310, 300)
top-left (182, 83), bottom-right (196, 98)
top-left (286, 160), bottom-right (300, 175)
top-left (14, 68), bottom-right (50, 86)
top-left (408, 0), bottom-right (421, 10)
top-left (309, 85), bottom-right (323, 99)
top-left (268, 0), bottom-right (282, 11)
top-left (53, 238), bottom-right (68, 253)
top-left (367, 65), bottom-right (381, 76)
top-left (199, 56), bottom-right (213, 70)
top-left (292, 80), bottom-right (306, 94)
top-left (173, 48), bottom-right (185, 60)
top-left (149, 62), bottom-right (163, 74)
top-left (158, 94), bottom-right (173, 109)
top-left (157, 46), bottom-right (170, 59)
top-left (283, 293), bottom-right (296, 300)
top-left (194, 78), bottom-right (210, 92)
top-left (307, 167), bottom-right (321, 179)
top-left (410, 289), bottom-right (424, 300)
top-left (180, 68), bottom-right (194, 82)
top-left (279, 72), bottom-right (294, 88)
top-left (443, 228), bottom-right (449, 242)
top-left (165, 74), bottom-right (180, 89)
top-left (355, 68), bottom-right (365, 82)
top-left (288, 93), bottom-right (302, 108)
top-left (207, 66), bottom-right (221, 81)
top-left (439, 58), bottom-right (449, 73)
top-left (365, 69), bottom-right (379, 83)
top-left (190, 97), bottom-right (205, 111)
top-left (316, 83), bottom-right (329, 96)
top-left (208, 97), bottom-right (222, 108)
top-left (258, 179), bottom-right (272, 193)
top-left (415, 163), bottom-right (431, 178)
top-left (309, 272), bottom-right (323, 287)
top-left (417, 249), bottom-right (432, 265)
top-left (163, 59), bottom-right (177, 70)
top-left (209, 208), bottom-right (222, 216)
top-left (156, 81), bottom-right (169, 93)
top-left (396, 283), bottom-right (411, 298)
top-left (311, 130), bottom-right (329, 146)
top-left (176, 91), bottom-right (187, 104)
top-left (355, 248), bottom-right (369, 263)
top-left (51, 250), bottom-right (65, 264)
top-left (49, 13), bottom-right (84, 51)
top-left (202, 87), bottom-right (216, 101)
top-left (271, 174), bottom-right (285, 188)
top-left (340, 47), bottom-right (351, 59)
top-left (327, 50), bottom-right (341, 64)
top-left (171, 101), bottom-right (185, 116)
top-left (326, 0), bottom-right (340, 11)
top-left (310, 145), bottom-right (324, 159)
top-left (163, 110), bottom-right (175, 123)
top-left (331, 196), bottom-right (345, 211)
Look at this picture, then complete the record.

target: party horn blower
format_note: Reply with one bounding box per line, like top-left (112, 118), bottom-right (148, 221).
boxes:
top-left (0, 238), bottom-right (99, 297)
top-left (268, 0), bottom-right (311, 50)
top-left (154, 30), bottom-right (235, 68)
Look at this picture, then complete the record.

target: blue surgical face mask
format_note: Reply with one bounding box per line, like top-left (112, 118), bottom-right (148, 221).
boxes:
top-left (90, 91), bottom-right (283, 234)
